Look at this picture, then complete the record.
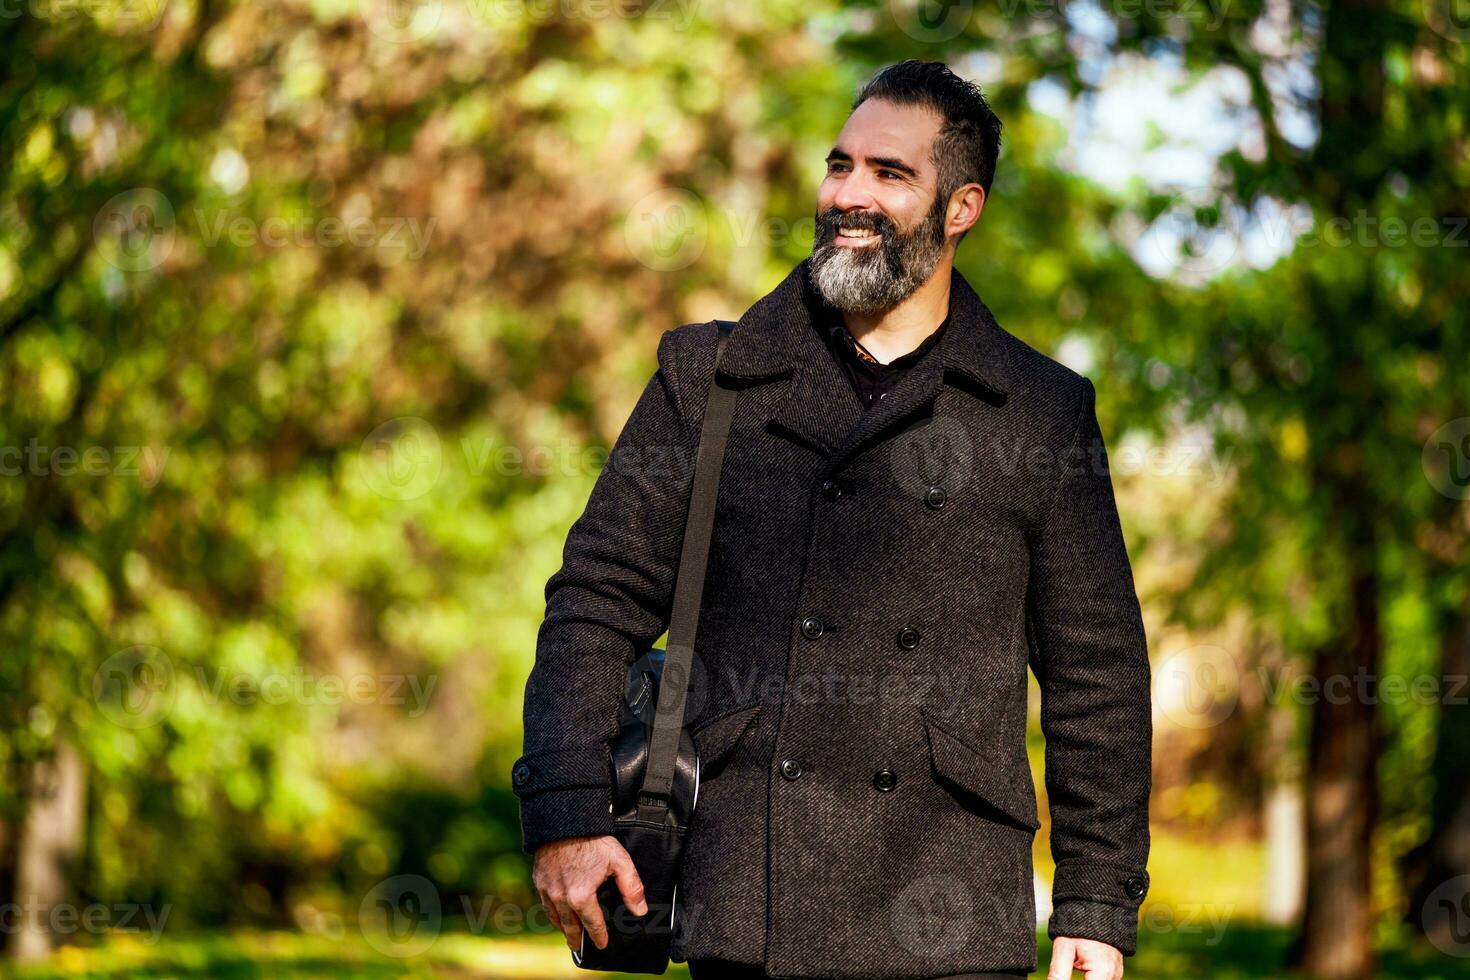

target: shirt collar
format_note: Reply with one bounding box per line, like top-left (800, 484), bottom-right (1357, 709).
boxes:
top-left (812, 295), bottom-right (952, 372)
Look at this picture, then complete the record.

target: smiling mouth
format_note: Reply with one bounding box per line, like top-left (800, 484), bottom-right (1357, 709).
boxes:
top-left (834, 226), bottom-right (882, 248)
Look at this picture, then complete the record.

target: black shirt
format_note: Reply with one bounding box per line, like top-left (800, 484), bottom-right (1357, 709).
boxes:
top-left (813, 302), bottom-right (951, 410)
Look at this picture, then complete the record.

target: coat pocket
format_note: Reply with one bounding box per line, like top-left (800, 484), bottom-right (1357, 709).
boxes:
top-left (690, 702), bottom-right (763, 778)
top-left (920, 708), bottom-right (1040, 833)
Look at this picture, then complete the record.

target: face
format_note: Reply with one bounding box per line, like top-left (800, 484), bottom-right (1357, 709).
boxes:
top-left (810, 98), bottom-right (966, 315)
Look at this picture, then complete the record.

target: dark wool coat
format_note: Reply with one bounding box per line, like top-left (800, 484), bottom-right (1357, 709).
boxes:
top-left (513, 259), bottom-right (1153, 979)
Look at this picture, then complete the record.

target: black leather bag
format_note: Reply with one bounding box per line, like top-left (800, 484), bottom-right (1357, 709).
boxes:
top-left (572, 320), bottom-right (738, 975)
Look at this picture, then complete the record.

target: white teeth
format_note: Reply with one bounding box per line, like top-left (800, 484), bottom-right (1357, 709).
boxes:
top-left (839, 227), bottom-right (877, 238)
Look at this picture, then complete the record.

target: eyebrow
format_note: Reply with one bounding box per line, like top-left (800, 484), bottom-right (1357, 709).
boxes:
top-left (825, 147), bottom-right (920, 180)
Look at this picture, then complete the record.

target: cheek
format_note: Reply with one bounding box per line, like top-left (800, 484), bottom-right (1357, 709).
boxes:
top-left (882, 192), bottom-right (929, 232)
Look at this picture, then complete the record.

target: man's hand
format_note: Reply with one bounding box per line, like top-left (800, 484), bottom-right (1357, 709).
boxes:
top-left (1047, 936), bottom-right (1123, 980)
top-left (532, 835), bottom-right (647, 952)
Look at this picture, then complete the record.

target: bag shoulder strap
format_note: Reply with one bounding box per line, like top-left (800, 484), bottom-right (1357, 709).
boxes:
top-left (641, 320), bottom-right (738, 803)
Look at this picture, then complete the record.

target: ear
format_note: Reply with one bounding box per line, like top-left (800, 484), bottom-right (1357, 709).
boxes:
top-left (946, 183), bottom-right (986, 238)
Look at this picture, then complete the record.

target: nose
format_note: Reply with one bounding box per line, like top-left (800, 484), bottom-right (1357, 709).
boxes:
top-left (831, 169), bottom-right (877, 213)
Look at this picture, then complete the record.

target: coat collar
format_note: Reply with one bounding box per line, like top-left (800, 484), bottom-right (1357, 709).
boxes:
top-left (717, 258), bottom-right (1020, 465)
top-left (717, 257), bottom-right (1018, 401)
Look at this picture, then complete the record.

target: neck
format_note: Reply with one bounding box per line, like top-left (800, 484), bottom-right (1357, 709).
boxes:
top-left (840, 256), bottom-right (954, 365)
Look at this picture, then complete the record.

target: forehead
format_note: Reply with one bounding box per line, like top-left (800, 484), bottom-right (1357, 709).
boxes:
top-left (834, 98), bottom-right (942, 174)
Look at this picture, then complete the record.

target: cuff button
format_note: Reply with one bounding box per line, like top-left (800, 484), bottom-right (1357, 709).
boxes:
top-left (512, 762), bottom-right (532, 787)
top-left (1124, 875), bottom-right (1146, 899)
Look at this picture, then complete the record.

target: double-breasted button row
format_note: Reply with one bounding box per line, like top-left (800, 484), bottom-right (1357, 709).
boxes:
top-left (800, 618), bottom-right (919, 646)
top-left (778, 760), bottom-right (897, 791)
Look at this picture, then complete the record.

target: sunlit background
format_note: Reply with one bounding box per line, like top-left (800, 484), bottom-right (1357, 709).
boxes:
top-left (3, 0), bottom-right (1469, 976)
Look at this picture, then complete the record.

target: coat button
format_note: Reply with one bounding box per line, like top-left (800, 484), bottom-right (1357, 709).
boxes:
top-left (924, 485), bottom-right (947, 510)
top-left (779, 758), bottom-right (803, 780)
top-left (873, 768), bottom-right (897, 792)
top-left (800, 616), bottom-right (825, 640)
top-left (1124, 875), bottom-right (1146, 899)
top-left (512, 762), bottom-right (532, 787)
top-left (821, 478), bottom-right (842, 501)
top-left (896, 627), bottom-right (921, 650)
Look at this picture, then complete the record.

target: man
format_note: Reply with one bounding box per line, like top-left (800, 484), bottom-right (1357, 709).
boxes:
top-left (513, 60), bottom-right (1152, 980)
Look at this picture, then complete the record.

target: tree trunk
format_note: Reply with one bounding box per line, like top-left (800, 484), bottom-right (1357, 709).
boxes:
top-left (9, 740), bottom-right (87, 963)
top-left (1290, 556), bottom-right (1380, 979)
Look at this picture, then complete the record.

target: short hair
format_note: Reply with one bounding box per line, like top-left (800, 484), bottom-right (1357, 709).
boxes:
top-left (853, 60), bottom-right (1003, 240)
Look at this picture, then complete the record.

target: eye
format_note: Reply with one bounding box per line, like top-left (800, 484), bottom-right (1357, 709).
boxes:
top-left (827, 161), bottom-right (850, 174)
top-left (878, 170), bottom-right (902, 180)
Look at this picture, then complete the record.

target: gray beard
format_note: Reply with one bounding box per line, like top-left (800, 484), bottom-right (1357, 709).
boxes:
top-left (809, 203), bottom-right (948, 315)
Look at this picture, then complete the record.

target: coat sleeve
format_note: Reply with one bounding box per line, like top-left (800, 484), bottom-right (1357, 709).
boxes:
top-left (511, 328), bottom-right (701, 854)
top-left (1027, 377), bottom-right (1153, 955)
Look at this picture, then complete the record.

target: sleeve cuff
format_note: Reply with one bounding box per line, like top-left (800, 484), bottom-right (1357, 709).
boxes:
top-left (511, 744), bottom-right (617, 854)
top-left (511, 744), bottom-right (611, 798)
top-left (1047, 899), bottom-right (1141, 956)
top-left (517, 785), bottom-right (616, 855)
top-left (1047, 860), bottom-right (1150, 956)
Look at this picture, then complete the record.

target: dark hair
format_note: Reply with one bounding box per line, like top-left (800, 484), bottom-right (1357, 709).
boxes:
top-left (852, 60), bottom-right (1003, 240)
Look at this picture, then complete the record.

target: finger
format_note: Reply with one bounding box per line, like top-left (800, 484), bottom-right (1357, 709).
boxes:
top-left (610, 850), bottom-right (649, 916)
top-left (542, 897), bottom-right (563, 933)
top-left (572, 892), bottom-right (611, 950)
top-left (555, 899), bottom-right (581, 950)
top-left (1046, 939), bottom-right (1075, 980)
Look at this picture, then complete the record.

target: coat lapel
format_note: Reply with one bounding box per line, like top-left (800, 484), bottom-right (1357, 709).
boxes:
top-left (717, 258), bottom-right (1022, 466)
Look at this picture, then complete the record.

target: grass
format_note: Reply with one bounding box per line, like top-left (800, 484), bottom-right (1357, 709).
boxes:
top-left (1, 924), bottom-right (1467, 979)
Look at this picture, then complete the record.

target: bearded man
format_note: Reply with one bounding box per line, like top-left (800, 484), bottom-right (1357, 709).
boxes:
top-left (514, 60), bottom-right (1153, 980)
